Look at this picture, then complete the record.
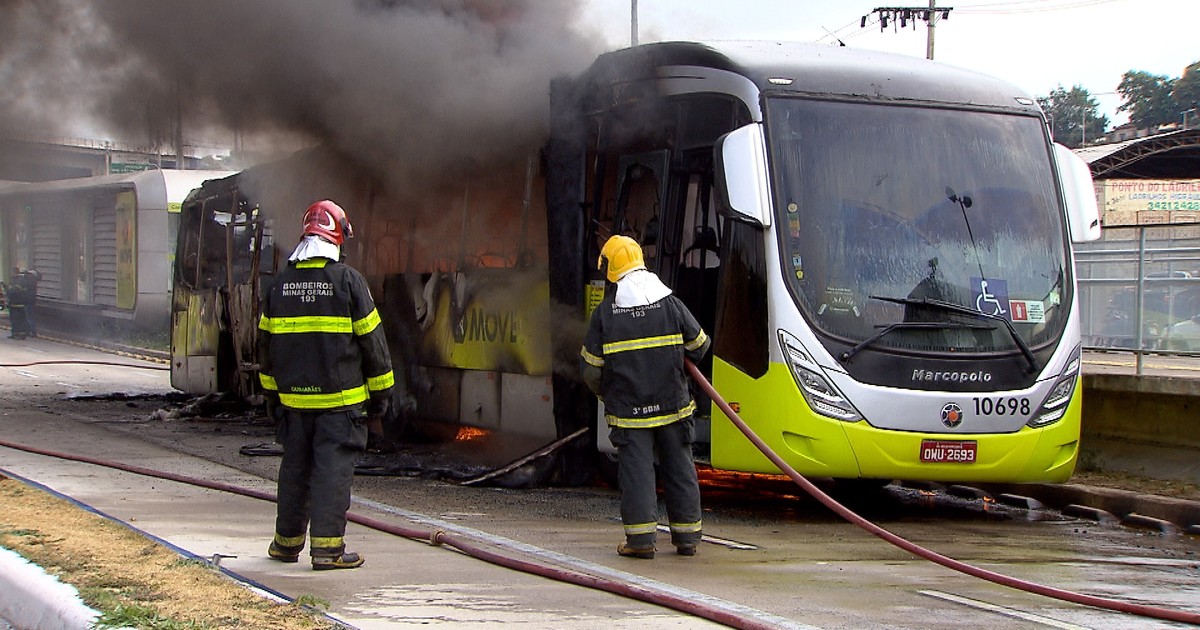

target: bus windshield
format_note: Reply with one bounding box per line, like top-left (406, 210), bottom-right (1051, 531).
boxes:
top-left (766, 97), bottom-right (1069, 355)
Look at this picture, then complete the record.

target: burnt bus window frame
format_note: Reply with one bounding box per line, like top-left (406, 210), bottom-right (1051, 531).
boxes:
top-left (175, 192), bottom-right (270, 293)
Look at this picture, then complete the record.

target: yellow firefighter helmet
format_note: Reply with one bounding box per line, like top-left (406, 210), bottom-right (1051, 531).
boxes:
top-left (598, 235), bottom-right (646, 283)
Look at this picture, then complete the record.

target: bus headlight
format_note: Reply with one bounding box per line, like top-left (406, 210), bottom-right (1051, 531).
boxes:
top-left (779, 331), bottom-right (862, 422)
top-left (1027, 345), bottom-right (1081, 428)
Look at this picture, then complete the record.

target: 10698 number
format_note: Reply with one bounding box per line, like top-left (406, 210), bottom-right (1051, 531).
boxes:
top-left (973, 396), bottom-right (1030, 416)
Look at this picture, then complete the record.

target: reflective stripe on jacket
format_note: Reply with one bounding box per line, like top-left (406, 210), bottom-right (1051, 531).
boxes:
top-left (580, 293), bottom-right (710, 428)
top-left (258, 257), bottom-right (394, 411)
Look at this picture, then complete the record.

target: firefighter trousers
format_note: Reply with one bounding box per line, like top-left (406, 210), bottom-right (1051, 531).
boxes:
top-left (610, 418), bottom-right (703, 549)
top-left (7, 305), bottom-right (29, 338)
top-left (274, 407), bottom-right (368, 556)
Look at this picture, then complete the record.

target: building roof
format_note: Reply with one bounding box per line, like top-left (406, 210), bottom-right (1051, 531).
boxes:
top-left (1079, 128), bottom-right (1200, 179)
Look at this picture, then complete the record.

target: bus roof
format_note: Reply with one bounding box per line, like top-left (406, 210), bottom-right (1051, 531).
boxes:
top-left (575, 41), bottom-right (1042, 118)
top-left (0, 169), bottom-right (237, 211)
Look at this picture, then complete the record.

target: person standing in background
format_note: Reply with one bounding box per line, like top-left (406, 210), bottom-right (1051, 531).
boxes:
top-left (22, 268), bottom-right (40, 338)
top-left (6, 268), bottom-right (30, 340)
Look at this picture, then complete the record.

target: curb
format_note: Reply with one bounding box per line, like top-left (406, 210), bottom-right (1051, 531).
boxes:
top-left (0, 323), bottom-right (169, 363)
top-left (0, 468), bottom-right (353, 630)
top-left (979, 482), bottom-right (1200, 531)
top-left (0, 546), bottom-right (98, 630)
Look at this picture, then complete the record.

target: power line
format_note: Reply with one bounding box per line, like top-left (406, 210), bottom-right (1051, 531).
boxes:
top-left (861, 4), bottom-right (954, 60)
top-left (819, 0), bottom-right (1124, 47)
top-left (955, 0), bottom-right (1124, 14)
top-left (823, 0), bottom-right (1124, 52)
top-left (863, 5), bottom-right (953, 30)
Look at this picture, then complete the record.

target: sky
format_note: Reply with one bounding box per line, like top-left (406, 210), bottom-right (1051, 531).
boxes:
top-left (574, 0), bottom-right (1198, 128)
top-left (2, 0), bottom-right (1192, 160)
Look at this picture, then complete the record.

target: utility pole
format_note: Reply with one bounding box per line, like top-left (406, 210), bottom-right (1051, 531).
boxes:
top-left (925, 0), bottom-right (936, 61)
top-left (862, 3), bottom-right (952, 60)
top-left (174, 79), bottom-right (185, 170)
top-left (631, 0), bottom-right (638, 46)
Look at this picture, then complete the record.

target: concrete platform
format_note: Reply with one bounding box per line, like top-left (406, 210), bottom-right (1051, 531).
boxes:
top-left (0, 420), bottom-right (790, 629)
top-left (3, 335), bottom-right (1200, 628)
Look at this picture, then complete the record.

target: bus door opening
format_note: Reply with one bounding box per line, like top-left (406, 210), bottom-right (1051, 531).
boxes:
top-left (608, 151), bottom-right (671, 274)
top-left (670, 169), bottom-right (723, 429)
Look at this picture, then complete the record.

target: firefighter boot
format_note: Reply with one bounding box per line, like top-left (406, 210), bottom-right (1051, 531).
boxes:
top-left (311, 550), bottom-right (365, 570)
top-left (268, 541), bottom-right (303, 563)
top-left (616, 542), bottom-right (655, 559)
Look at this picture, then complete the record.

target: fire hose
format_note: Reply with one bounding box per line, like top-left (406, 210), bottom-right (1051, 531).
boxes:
top-left (683, 358), bottom-right (1200, 625)
top-left (0, 360), bottom-right (168, 370)
top-left (0, 438), bottom-right (785, 629)
top-left (1, 358), bottom-right (1198, 625)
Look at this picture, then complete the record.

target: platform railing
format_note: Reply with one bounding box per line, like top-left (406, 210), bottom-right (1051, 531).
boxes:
top-left (1075, 223), bottom-right (1200, 375)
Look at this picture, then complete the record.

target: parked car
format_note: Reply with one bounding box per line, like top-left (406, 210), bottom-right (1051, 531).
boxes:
top-left (1098, 286), bottom-right (1172, 349)
top-left (1163, 317), bottom-right (1200, 351)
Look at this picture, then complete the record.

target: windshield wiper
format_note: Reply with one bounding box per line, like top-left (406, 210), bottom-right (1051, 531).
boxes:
top-left (860, 295), bottom-right (1039, 373)
top-left (840, 320), bottom-right (991, 363)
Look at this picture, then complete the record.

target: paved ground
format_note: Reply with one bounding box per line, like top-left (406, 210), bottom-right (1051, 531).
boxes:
top-left (0, 340), bottom-right (746, 628)
top-left (3, 337), bottom-right (1200, 628)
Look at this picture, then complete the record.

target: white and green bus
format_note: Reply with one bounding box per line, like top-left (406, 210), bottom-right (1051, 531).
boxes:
top-left (546, 41), bottom-right (1100, 484)
top-left (172, 41), bottom-right (1100, 485)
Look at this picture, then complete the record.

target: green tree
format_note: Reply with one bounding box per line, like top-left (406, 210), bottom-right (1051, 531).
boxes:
top-left (1173, 62), bottom-right (1200, 127)
top-left (1037, 85), bottom-right (1108, 148)
top-left (1117, 70), bottom-right (1177, 129)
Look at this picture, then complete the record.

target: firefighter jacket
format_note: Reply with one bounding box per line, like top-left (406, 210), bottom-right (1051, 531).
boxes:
top-left (257, 257), bottom-right (394, 412)
top-left (580, 290), bottom-right (710, 429)
top-left (4, 277), bottom-right (26, 307)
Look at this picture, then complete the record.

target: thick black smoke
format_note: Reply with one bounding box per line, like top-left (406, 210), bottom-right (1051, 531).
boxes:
top-left (0, 0), bottom-right (605, 189)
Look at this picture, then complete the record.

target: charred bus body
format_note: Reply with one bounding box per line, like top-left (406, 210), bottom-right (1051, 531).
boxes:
top-left (171, 148), bottom-right (557, 443)
top-left (172, 41), bottom-right (1101, 485)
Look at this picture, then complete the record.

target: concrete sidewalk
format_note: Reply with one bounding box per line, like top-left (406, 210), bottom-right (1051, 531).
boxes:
top-left (0, 418), bottom-right (779, 629)
top-left (4, 337), bottom-right (1200, 628)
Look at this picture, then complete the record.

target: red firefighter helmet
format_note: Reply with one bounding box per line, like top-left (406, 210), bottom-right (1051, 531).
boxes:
top-left (301, 200), bottom-right (354, 246)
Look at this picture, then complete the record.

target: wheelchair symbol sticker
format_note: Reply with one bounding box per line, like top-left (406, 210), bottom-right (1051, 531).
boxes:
top-left (971, 277), bottom-right (1009, 319)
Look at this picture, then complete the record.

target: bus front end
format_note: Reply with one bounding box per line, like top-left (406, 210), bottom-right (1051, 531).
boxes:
top-left (710, 94), bottom-right (1098, 484)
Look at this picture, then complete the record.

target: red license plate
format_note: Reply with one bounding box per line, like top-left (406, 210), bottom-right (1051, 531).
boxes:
top-left (920, 439), bottom-right (977, 463)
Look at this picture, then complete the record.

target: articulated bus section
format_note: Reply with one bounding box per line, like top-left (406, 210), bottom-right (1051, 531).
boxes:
top-left (169, 40), bottom-right (1101, 486)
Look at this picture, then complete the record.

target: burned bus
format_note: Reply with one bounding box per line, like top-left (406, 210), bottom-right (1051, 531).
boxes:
top-left (171, 41), bottom-right (1100, 485)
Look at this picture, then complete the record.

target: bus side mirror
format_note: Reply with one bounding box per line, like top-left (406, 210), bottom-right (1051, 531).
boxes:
top-left (715, 123), bottom-right (772, 228)
top-left (1053, 143), bottom-right (1101, 243)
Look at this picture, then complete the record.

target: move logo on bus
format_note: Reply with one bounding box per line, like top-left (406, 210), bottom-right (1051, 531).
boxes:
top-left (453, 308), bottom-right (519, 344)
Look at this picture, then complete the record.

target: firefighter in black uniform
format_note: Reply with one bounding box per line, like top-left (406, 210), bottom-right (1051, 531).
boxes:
top-left (580, 235), bottom-right (711, 559)
top-left (259, 200), bottom-right (394, 570)
top-left (6, 267), bottom-right (30, 339)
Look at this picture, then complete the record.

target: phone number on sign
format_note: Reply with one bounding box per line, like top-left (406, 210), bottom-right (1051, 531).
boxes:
top-left (1146, 201), bottom-right (1200, 211)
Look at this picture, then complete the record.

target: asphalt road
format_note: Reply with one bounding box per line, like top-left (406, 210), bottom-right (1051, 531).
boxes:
top-left (2, 337), bottom-right (1200, 628)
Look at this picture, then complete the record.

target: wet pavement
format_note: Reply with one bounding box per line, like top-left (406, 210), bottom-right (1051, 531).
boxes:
top-left (2, 337), bottom-right (1200, 628)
